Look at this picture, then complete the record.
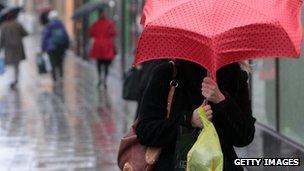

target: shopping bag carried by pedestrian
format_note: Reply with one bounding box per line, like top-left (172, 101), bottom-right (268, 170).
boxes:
top-left (118, 61), bottom-right (177, 171)
top-left (36, 52), bottom-right (51, 74)
top-left (0, 50), bottom-right (5, 75)
top-left (0, 57), bottom-right (5, 75)
top-left (187, 106), bottom-right (223, 171)
top-left (42, 53), bottom-right (52, 72)
top-left (122, 67), bottom-right (142, 101)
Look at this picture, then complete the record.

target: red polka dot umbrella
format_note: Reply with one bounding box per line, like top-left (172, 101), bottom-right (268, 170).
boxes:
top-left (134, 0), bottom-right (303, 79)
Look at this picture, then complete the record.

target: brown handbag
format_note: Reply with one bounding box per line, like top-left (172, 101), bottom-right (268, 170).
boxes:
top-left (117, 61), bottom-right (178, 171)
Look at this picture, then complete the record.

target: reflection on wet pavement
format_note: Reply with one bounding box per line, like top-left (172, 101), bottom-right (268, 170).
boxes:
top-left (0, 35), bottom-right (136, 171)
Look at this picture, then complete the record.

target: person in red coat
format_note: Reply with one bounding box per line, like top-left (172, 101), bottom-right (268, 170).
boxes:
top-left (89, 10), bottom-right (116, 89)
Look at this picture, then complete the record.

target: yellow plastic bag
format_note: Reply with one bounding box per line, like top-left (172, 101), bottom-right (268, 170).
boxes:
top-left (187, 106), bottom-right (223, 171)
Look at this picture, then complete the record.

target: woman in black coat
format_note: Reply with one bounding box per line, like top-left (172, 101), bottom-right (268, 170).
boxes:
top-left (136, 60), bottom-right (256, 171)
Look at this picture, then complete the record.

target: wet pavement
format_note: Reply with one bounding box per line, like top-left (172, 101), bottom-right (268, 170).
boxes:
top-left (0, 33), bottom-right (137, 171)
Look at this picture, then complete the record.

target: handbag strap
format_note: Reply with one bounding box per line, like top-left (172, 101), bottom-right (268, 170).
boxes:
top-left (166, 61), bottom-right (178, 119)
top-left (134, 61), bottom-right (178, 124)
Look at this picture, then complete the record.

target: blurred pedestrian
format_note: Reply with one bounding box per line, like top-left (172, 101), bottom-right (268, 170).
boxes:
top-left (89, 9), bottom-right (116, 89)
top-left (0, 12), bottom-right (28, 89)
top-left (136, 60), bottom-right (256, 170)
top-left (42, 10), bottom-right (69, 85)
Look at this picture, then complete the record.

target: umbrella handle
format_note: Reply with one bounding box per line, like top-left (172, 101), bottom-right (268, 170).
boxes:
top-left (207, 71), bottom-right (217, 82)
top-left (204, 72), bottom-right (217, 106)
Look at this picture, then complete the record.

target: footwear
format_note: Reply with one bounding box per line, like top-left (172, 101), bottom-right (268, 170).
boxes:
top-left (10, 82), bottom-right (17, 90)
top-left (97, 80), bottom-right (102, 88)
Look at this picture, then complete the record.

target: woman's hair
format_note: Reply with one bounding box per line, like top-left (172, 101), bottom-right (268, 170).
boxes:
top-left (239, 61), bottom-right (252, 73)
top-left (98, 9), bottom-right (105, 18)
top-left (40, 11), bottom-right (50, 25)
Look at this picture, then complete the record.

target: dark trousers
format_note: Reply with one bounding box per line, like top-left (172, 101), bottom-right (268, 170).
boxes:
top-left (12, 62), bottom-right (20, 84)
top-left (96, 59), bottom-right (112, 86)
top-left (48, 52), bottom-right (64, 82)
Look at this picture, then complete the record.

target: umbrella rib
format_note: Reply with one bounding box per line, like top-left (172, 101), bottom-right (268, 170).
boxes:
top-left (212, 0), bottom-right (295, 70)
top-left (146, 25), bottom-right (212, 43)
top-left (218, 22), bottom-right (298, 57)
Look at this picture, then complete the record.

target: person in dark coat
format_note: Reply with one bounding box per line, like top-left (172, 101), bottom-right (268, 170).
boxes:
top-left (136, 60), bottom-right (256, 171)
top-left (0, 12), bottom-right (28, 89)
top-left (42, 10), bottom-right (69, 84)
top-left (134, 59), bottom-right (166, 119)
top-left (89, 10), bottom-right (116, 89)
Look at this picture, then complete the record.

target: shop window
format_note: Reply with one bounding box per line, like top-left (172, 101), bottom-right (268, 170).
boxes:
top-left (252, 59), bottom-right (277, 129)
top-left (279, 56), bottom-right (304, 146)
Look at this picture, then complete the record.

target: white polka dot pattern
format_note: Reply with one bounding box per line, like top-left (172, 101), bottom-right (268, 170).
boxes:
top-left (135, 0), bottom-right (303, 78)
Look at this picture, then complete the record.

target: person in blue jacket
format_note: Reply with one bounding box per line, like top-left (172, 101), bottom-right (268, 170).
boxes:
top-left (42, 10), bottom-right (69, 84)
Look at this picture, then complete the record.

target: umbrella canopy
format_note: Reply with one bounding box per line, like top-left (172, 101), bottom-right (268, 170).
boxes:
top-left (0, 6), bottom-right (22, 23)
top-left (135, 0), bottom-right (303, 79)
top-left (72, 2), bottom-right (106, 20)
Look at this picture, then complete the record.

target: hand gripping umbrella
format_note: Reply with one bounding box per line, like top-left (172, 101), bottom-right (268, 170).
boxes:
top-left (134, 0), bottom-right (303, 80)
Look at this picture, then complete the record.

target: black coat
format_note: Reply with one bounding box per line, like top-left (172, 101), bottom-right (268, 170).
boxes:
top-left (136, 60), bottom-right (256, 171)
top-left (135, 60), bottom-right (168, 118)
